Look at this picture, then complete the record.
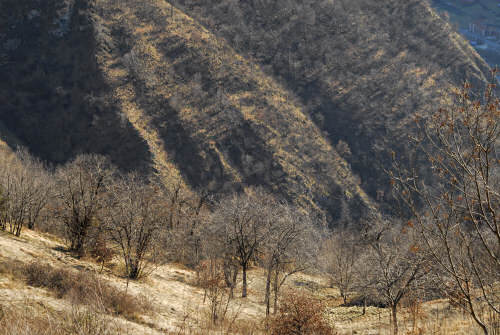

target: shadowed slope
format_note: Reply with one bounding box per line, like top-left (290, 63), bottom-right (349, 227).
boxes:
top-left (94, 0), bottom-right (376, 220)
top-left (170, 0), bottom-right (493, 205)
top-left (0, 0), bottom-right (152, 171)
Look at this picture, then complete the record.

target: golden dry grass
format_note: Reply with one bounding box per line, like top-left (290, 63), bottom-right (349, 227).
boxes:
top-left (1, 229), bottom-right (497, 334)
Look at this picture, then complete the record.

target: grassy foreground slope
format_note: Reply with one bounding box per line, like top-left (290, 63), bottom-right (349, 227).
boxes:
top-left (0, 224), bottom-right (487, 334)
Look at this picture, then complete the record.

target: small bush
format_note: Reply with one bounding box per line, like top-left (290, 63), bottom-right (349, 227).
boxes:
top-left (270, 291), bottom-right (336, 335)
top-left (21, 262), bottom-right (149, 320)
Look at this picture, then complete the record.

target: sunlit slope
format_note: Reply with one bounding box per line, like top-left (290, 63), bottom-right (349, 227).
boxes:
top-left (94, 0), bottom-right (376, 219)
top-left (170, 0), bottom-right (493, 202)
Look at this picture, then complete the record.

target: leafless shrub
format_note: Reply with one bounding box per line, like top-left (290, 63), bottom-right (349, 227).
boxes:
top-left (90, 235), bottom-right (114, 273)
top-left (195, 258), bottom-right (232, 326)
top-left (269, 290), bottom-right (336, 335)
top-left (21, 262), bottom-right (149, 320)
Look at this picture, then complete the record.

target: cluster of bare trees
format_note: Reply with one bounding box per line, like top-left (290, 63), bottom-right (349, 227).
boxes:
top-left (0, 150), bottom-right (317, 308)
top-left (319, 218), bottom-right (428, 335)
top-left (0, 148), bottom-right (52, 236)
top-left (316, 78), bottom-right (499, 335)
top-left (206, 189), bottom-right (318, 315)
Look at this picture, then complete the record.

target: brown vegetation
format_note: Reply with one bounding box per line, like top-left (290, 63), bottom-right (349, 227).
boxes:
top-left (21, 262), bottom-right (150, 320)
top-left (391, 77), bottom-right (500, 334)
top-left (0, 1), bottom-right (498, 334)
top-left (270, 291), bottom-right (335, 335)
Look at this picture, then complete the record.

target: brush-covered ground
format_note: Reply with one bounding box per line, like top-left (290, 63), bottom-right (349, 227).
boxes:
top-left (0, 229), bottom-right (487, 335)
top-left (1, 0), bottom-right (495, 223)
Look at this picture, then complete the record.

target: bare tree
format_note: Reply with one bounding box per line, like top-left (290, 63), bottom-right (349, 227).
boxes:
top-left (319, 229), bottom-right (359, 305)
top-left (210, 188), bottom-right (273, 298)
top-left (16, 148), bottom-right (53, 231)
top-left (266, 205), bottom-right (316, 313)
top-left (0, 185), bottom-right (6, 230)
top-left (264, 206), bottom-right (318, 316)
top-left (359, 219), bottom-right (427, 335)
top-left (391, 78), bottom-right (500, 334)
top-left (102, 173), bottom-right (167, 279)
top-left (162, 183), bottom-right (208, 268)
top-left (53, 154), bottom-right (115, 255)
top-left (0, 148), bottom-right (52, 236)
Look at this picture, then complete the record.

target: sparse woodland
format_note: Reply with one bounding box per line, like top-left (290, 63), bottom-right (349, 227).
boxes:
top-left (0, 0), bottom-right (499, 334)
top-left (0, 77), bottom-right (498, 334)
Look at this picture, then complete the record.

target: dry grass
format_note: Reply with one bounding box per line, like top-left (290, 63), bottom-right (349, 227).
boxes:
top-left (2, 229), bottom-right (498, 335)
top-left (20, 262), bottom-right (151, 321)
top-left (0, 302), bottom-right (119, 335)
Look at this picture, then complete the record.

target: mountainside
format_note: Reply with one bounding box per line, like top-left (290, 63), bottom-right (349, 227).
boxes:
top-left (169, 0), bottom-right (493, 201)
top-left (0, 0), bottom-right (493, 221)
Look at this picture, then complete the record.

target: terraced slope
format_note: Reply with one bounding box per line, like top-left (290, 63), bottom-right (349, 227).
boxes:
top-left (1, 0), bottom-right (493, 220)
top-left (171, 0), bottom-right (493, 201)
top-left (0, 0), bottom-right (378, 221)
top-left (94, 0), bottom-right (375, 219)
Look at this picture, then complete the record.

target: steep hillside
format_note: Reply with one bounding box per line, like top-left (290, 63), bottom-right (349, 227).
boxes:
top-left (170, 0), bottom-right (493, 202)
top-left (0, 0), bottom-right (152, 170)
top-left (94, 0), bottom-right (374, 219)
top-left (0, 0), bottom-right (376, 221)
top-left (0, 0), bottom-right (493, 219)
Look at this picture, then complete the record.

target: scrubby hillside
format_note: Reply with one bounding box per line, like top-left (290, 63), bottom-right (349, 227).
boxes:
top-left (94, 0), bottom-right (376, 219)
top-left (0, 0), bottom-right (152, 171)
top-left (0, 0), bottom-right (493, 218)
top-left (1, 0), bottom-right (379, 220)
top-left (170, 0), bottom-right (493, 201)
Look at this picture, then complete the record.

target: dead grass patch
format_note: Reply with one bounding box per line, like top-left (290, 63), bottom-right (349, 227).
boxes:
top-left (0, 302), bottom-right (120, 335)
top-left (21, 262), bottom-right (151, 321)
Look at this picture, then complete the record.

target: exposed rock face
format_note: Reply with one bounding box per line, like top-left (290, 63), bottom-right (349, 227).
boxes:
top-left (0, 0), bottom-right (492, 222)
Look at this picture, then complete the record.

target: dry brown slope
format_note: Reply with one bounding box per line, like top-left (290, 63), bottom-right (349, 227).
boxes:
top-left (169, 0), bottom-right (493, 204)
top-left (93, 0), bottom-right (376, 219)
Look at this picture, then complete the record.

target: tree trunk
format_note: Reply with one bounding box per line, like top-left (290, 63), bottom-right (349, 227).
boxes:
top-left (242, 264), bottom-right (248, 298)
top-left (14, 223), bottom-right (22, 237)
top-left (392, 304), bottom-right (398, 335)
top-left (265, 261), bottom-right (273, 316)
top-left (469, 304), bottom-right (489, 335)
top-left (362, 296), bottom-right (366, 315)
top-left (273, 267), bottom-right (279, 314)
top-left (230, 266), bottom-right (237, 299)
